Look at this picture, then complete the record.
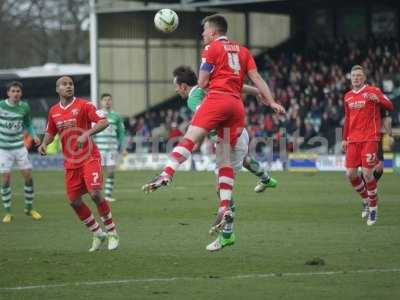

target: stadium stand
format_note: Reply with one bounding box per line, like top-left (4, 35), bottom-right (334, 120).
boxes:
top-left (124, 35), bottom-right (400, 154)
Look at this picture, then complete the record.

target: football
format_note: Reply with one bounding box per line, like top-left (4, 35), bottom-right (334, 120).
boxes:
top-left (154, 9), bottom-right (179, 33)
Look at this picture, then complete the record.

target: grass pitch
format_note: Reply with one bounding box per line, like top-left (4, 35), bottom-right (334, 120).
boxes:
top-left (0, 171), bottom-right (399, 299)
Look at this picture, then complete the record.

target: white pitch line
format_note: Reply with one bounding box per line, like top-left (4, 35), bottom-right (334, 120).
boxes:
top-left (1, 268), bottom-right (400, 291)
top-left (12, 187), bottom-right (187, 196)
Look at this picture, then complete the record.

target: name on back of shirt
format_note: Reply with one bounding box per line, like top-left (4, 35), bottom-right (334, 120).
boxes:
top-left (223, 44), bottom-right (239, 52)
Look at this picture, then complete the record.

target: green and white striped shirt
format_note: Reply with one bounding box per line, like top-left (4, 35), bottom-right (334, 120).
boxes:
top-left (94, 110), bottom-right (125, 152)
top-left (0, 99), bottom-right (34, 150)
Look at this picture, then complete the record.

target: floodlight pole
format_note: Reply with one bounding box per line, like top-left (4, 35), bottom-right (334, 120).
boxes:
top-left (89, 0), bottom-right (98, 106)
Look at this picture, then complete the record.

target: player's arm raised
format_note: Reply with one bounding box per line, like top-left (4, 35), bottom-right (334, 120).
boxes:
top-left (247, 69), bottom-right (285, 114)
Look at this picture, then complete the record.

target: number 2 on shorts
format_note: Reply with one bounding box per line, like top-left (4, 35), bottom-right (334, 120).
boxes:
top-left (366, 153), bottom-right (376, 164)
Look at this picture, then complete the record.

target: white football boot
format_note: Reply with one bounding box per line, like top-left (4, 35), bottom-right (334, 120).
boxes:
top-left (89, 232), bottom-right (107, 252)
top-left (108, 232), bottom-right (120, 250)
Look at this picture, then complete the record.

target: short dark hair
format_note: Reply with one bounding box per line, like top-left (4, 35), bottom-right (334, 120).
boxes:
top-left (173, 66), bottom-right (197, 86)
top-left (56, 76), bottom-right (74, 88)
top-left (202, 14), bottom-right (228, 35)
top-left (101, 93), bottom-right (112, 99)
top-left (6, 81), bottom-right (23, 91)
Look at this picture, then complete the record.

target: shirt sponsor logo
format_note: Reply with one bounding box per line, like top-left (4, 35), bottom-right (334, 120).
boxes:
top-left (349, 100), bottom-right (366, 109)
top-left (362, 92), bottom-right (370, 99)
top-left (56, 118), bottom-right (77, 130)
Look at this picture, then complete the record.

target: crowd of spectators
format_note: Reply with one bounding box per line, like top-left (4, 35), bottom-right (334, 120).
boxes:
top-left (124, 36), bottom-right (400, 154)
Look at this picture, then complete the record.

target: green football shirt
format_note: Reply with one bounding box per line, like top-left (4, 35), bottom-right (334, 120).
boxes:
top-left (0, 99), bottom-right (35, 150)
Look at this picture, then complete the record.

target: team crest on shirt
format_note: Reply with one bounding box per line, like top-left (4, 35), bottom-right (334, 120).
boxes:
top-left (96, 110), bottom-right (105, 118)
top-left (71, 108), bottom-right (80, 116)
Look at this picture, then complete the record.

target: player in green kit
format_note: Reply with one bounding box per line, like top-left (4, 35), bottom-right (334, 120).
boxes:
top-left (172, 66), bottom-right (277, 192)
top-left (0, 81), bottom-right (42, 223)
top-left (93, 93), bottom-right (126, 202)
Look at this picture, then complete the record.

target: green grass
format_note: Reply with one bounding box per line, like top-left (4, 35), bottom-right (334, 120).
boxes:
top-left (0, 171), bottom-right (399, 300)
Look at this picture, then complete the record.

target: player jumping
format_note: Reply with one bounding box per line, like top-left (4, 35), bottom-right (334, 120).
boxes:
top-left (342, 65), bottom-right (394, 225)
top-left (0, 81), bottom-right (42, 223)
top-left (38, 76), bottom-right (119, 251)
top-left (143, 15), bottom-right (285, 251)
top-left (94, 93), bottom-right (126, 202)
top-left (172, 65), bottom-right (277, 192)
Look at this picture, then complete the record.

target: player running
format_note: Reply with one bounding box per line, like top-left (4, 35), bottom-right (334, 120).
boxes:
top-left (143, 15), bottom-right (285, 251)
top-left (172, 65), bottom-right (277, 191)
top-left (93, 93), bottom-right (126, 202)
top-left (0, 81), bottom-right (42, 223)
top-left (38, 76), bottom-right (119, 251)
top-left (342, 65), bottom-right (394, 226)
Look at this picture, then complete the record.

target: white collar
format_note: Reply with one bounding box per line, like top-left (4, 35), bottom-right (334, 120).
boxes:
top-left (188, 85), bottom-right (198, 98)
top-left (5, 99), bottom-right (18, 107)
top-left (216, 36), bottom-right (228, 41)
top-left (352, 85), bottom-right (367, 94)
top-left (59, 97), bottom-right (76, 110)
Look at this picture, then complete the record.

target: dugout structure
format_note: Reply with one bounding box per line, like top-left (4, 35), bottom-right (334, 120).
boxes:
top-left (91, 0), bottom-right (290, 116)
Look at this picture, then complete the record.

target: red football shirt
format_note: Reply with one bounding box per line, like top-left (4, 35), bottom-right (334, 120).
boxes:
top-left (201, 36), bottom-right (257, 97)
top-left (46, 97), bottom-right (105, 169)
top-left (343, 85), bottom-right (394, 143)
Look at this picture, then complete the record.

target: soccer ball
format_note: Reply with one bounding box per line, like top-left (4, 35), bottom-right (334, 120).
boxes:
top-left (154, 9), bottom-right (179, 33)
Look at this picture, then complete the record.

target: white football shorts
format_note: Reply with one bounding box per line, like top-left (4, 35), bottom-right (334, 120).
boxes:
top-left (0, 147), bottom-right (32, 173)
top-left (215, 128), bottom-right (249, 174)
top-left (100, 150), bottom-right (119, 167)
